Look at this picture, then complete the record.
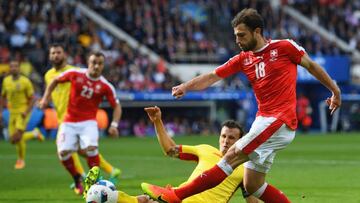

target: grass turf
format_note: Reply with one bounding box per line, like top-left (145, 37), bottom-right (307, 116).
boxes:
top-left (0, 133), bottom-right (359, 203)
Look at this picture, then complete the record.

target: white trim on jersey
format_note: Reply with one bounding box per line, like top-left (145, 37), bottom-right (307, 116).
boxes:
top-left (253, 41), bottom-right (270, 53)
top-left (254, 39), bottom-right (305, 53)
top-left (100, 77), bottom-right (119, 103)
top-left (285, 39), bottom-right (305, 52)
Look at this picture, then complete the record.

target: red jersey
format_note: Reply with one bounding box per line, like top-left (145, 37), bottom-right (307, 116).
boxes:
top-left (215, 39), bottom-right (305, 130)
top-left (57, 69), bottom-right (119, 122)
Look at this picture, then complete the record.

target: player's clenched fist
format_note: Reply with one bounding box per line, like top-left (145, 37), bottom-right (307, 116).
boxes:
top-left (38, 98), bottom-right (48, 109)
top-left (108, 126), bottom-right (119, 138)
top-left (172, 83), bottom-right (186, 99)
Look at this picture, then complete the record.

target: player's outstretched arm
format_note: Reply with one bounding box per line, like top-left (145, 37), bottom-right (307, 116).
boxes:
top-left (144, 106), bottom-right (178, 157)
top-left (39, 78), bottom-right (59, 109)
top-left (108, 103), bottom-right (121, 137)
top-left (300, 54), bottom-right (341, 114)
top-left (172, 71), bottom-right (222, 99)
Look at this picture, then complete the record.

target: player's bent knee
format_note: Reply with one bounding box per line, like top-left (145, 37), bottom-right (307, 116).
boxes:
top-left (78, 149), bottom-right (87, 156)
top-left (58, 150), bottom-right (72, 160)
top-left (86, 146), bottom-right (99, 157)
top-left (223, 146), bottom-right (249, 168)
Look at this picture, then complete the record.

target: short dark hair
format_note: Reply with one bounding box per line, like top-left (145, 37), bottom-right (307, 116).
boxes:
top-left (221, 120), bottom-right (245, 137)
top-left (49, 43), bottom-right (65, 50)
top-left (89, 51), bottom-right (105, 59)
top-left (231, 8), bottom-right (264, 35)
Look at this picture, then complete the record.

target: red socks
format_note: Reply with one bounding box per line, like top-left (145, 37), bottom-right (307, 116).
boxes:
top-left (61, 156), bottom-right (78, 177)
top-left (174, 165), bottom-right (228, 199)
top-left (87, 154), bottom-right (100, 168)
top-left (259, 184), bottom-right (290, 203)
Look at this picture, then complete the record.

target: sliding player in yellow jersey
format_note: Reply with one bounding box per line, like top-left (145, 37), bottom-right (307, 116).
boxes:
top-left (0, 60), bottom-right (44, 169)
top-left (44, 44), bottom-right (121, 192)
top-left (143, 106), bottom-right (259, 203)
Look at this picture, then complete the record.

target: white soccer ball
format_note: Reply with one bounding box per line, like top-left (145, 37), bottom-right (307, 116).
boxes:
top-left (86, 180), bottom-right (118, 203)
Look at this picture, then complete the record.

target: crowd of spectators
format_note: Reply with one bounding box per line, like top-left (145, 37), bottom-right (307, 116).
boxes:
top-left (288, 0), bottom-right (360, 53)
top-left (86, 0), bottom-right (352, 64)
top-left (0, 0), bottom-right (181, 92)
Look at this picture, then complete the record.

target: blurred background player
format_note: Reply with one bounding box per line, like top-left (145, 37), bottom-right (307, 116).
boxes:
top-left (296, 93), bottom-right (313, 133)
top-left (84, 166), bottom-right (159, 203)
top-left (143, 106), bottom-right (259, 203)
top-left (40, 52), bottom-right (122, 195)
top-left (45, 44), bottom-right (122, 186)
top-left (0, 59), bottom-right (44, 169)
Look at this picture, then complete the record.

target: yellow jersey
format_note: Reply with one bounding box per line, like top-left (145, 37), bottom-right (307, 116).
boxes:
top-left (44, 65), bottom-right (77, 122)
top-left (1, 75), bottom-right (34, 114)
top-left (178, 144), bottom-right (244, 203)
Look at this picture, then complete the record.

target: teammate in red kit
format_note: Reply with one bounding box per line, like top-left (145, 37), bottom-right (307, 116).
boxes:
top-left (141, 8), bottom-right (341, 203)
top-left (39, 52), bottom-right (122, 194)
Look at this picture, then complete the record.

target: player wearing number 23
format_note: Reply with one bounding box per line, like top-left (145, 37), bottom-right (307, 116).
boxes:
top-left (39, 52), bottom-right (121, 192)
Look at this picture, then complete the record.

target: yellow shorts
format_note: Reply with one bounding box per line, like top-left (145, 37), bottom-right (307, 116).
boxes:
top-left (8, 113), bottom-right (30, 136)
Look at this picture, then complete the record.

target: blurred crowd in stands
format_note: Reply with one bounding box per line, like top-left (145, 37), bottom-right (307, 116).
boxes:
top-left (87, 0), bottom-right (356, 63)
top-left (0, 0), bottom-right (359, 136)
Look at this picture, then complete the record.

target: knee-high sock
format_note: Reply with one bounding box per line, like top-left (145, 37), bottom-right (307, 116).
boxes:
top-left (99, 154), bottom-right (114, 174)
top-left (174, 164), bottom-right (229, 199)
top-left (87, 154), bottom-right (100, 168)
top-left (72, 153), bottom-right (85, 176)
top-left (61, 156), bottom-right (80, 177)
top-left (253, 183), bottom-right (291, 203)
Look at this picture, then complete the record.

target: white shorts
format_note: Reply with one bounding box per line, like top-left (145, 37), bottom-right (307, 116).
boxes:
top-left (235, 116), bottom-right (295, 173)
top-left (56, 120), bottom-right (99, 153)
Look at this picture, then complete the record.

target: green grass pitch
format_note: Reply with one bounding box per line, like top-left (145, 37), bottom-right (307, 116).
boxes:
top-left (0, 133), bottom-right (359, 203)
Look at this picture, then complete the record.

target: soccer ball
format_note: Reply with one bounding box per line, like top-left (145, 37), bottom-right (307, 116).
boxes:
top-left (86, 180), bottom-right (118, 203)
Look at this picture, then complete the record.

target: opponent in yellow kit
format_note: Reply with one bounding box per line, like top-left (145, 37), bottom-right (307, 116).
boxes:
top-left (0, 60), bottom-right (44, 169)
top-left (45, 44), bottom-right (121, 191)
top-left (143, 106), bottom-right (259, 203)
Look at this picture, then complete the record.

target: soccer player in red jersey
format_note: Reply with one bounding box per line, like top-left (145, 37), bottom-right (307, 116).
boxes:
top-left (39, 52), bottom-right (122, 195)
top-left (141, 8), bottom-right (341, 203)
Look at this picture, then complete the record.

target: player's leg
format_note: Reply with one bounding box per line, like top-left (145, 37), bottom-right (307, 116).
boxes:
top-left (72, 152), bottom-right (86, 177)
top-left (99, 153), bottom-right (122, 183)
top-left (142, 116), bottom-right (285, 202)
top-left (242, 122), bottom-right (295, 202)
top-left (79, 120), bottom-right (100, 168)
top-left (57, 122), bottom-right (84, 195)
top-left (11, 114), bottom-right (27, 169)
top-left (22, 128), bottom-right (45, 142)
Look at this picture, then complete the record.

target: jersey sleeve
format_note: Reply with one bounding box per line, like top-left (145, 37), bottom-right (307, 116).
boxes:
top-left (56, 69), bottom-right (76, 83)
top-left (215, 51), bottom-right (259, 78)
top-left (104, 82), bottom-right (119, 108)
top-left (284, 39), bottom-right (306, 64)
top-left (178, 145), bottom-right (199, 162)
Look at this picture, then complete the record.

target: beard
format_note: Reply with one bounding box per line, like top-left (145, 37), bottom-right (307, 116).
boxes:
top-left (240, 36), bottom-right (257, 51)
top-left (51, 58), bottom-right (65, 67)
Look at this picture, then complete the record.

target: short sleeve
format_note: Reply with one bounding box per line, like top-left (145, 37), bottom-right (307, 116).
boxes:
top-left (104, 82), bottom-right (119, 108)
top-left (215, 51), bottom-right (260, 78)
top-left (215, 54), bottom-right (243, 78)
top-left (284, 39), bottom-right (306, 64)
top-left (179, 145), bottom-right (199, 161)
top-left (57, 70), bottom-right (76, 83)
